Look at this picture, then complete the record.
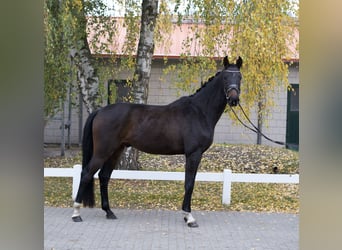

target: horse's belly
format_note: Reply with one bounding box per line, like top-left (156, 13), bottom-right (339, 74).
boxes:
top-left (137, 145), bottom-right (184, 155)
top-left (129, 130), bottom-right (184, 155)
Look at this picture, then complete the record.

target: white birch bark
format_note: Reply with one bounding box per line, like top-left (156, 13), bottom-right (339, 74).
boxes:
top-left (119, 0), bottom-right (159, 170)
top-left (133, 0), bottom-right (158, 104)
top-left (70, 41), bottom-right (100, 114)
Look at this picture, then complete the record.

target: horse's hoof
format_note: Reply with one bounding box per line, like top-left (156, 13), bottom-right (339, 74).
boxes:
top-left (106, 213), bottom-right (117, 220)
top-left (72, 216), bottom-right (83, 222)
top-left (187, 222), bottom-right (199, 228)
top-left (184, 217), bottom-right (199, 228)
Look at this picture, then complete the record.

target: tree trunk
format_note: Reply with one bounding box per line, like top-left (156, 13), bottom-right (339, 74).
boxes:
top-left (117, 146), bottom-right (140, 170)
top-left (118, 0), bottom-right (159, 170)
top-left (67, 0), bottom-right (101, 114)
top-left (257, 100), bottom-right (263, 145)
top-left (257, 92), bottom-right (265, 145)
top-left (70, 41), bottom-right (100, 114)
top-left (132, 0), bottom-right (159, 104)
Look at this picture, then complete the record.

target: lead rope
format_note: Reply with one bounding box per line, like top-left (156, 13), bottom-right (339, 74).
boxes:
top-left (229, 104), bottom-right (287, 146)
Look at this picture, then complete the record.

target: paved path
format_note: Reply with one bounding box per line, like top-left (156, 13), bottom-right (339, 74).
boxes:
top-left (44, 207), bottom-right (298, 250)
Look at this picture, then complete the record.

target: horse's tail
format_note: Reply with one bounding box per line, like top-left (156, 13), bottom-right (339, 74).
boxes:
top-left (81, 109), bottom-right (99, 207)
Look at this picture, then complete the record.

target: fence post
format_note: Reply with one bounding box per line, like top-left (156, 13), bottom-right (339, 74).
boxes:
top-left (222, 169), bottom-right (232, 205)
top-left (72, 164), bottom-right (82, 200)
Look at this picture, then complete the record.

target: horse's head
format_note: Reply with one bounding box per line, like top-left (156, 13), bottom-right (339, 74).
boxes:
top-left (221, 56), bottom-right (243, 107)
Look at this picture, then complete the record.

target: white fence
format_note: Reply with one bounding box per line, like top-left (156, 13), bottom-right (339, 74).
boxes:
top-left (44, 164), bottom-right (299, 205)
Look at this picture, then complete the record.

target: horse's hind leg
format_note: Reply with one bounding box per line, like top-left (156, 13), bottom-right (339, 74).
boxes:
top-left (99, 147), bottom-right (124, 219)
top-left (99, 164), bottom-right (116, 219)
top-left (72, 156), bottom-right (105, 222)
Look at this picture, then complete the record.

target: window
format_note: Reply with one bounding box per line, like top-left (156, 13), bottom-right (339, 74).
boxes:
top-left (107, 79), bottom-right (129, 104)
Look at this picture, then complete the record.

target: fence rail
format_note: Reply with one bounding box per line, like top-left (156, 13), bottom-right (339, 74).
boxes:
top-left (44, 165), bottom-right (299, 205)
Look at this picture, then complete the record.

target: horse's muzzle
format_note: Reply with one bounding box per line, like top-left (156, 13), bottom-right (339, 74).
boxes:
top-left (225, 87), bottom-right (240, 107)
top-left (227, 97), bottom-right (239, 107)
top-left (226, 91), bottom-right (239, 106)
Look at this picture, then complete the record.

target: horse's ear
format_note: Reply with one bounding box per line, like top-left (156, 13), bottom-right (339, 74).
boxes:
top-left (223, 56), bottom-right (229, 67)
top-left (236, 56), bottom-right (243, 68)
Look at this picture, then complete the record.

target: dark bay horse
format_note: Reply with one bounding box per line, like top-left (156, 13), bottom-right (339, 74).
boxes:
top-left (72, 56), bottom-right (243, 227)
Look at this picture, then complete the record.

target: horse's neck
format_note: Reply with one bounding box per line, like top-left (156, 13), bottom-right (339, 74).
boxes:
top-left (191, 79), bottom-right (226, 127)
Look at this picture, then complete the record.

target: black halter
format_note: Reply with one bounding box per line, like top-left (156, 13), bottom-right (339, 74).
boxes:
top-left (222, 69), bottom-right (242, 99)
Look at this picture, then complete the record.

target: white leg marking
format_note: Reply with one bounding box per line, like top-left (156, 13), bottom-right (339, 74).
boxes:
top-left (182, 211), bottom-right (196, 224)
top-left (72, 202), bottom-right (82, 217)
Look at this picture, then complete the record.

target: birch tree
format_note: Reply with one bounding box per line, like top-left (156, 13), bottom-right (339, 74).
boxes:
top-left (44, 0), bottom-right (112, 120)
top-left (117, 0), bottom-right (159, 169)
top-left (231, 0), bottom-right (298, 144)
top-left (132, 0), bottom-right (159, 104)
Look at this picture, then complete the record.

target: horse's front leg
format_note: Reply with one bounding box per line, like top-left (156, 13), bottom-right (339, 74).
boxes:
top-left (182, 151), bottom-right (202, 228)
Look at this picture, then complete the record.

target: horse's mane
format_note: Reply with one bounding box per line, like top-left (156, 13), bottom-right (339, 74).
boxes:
top-left (190, 71), bottom-right (221, 97)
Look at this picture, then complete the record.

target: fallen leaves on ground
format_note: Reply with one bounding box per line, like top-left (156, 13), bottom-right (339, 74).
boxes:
top-left (139, 144), bottom-right (299, 174)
